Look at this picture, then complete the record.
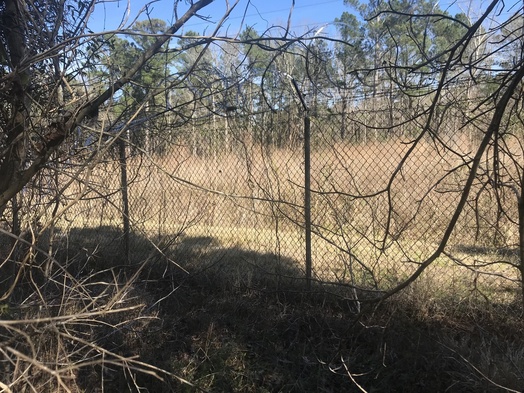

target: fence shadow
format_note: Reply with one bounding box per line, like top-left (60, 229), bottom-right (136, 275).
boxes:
top-left (5, 224), bottom-right (522, 392)
top-left (172, 234), bottom-right (306, 289)
top-left (61, 227), bottom-right (347, 392)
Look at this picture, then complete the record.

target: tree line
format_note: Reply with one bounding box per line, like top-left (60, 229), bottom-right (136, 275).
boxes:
top-left (73, 0), bottom-right (490, 156)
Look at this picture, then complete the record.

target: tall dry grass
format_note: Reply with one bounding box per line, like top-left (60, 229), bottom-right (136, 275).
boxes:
top-left (3, 124), bottom-right (523, 392)
top-left (55, 129), bottom-right (523, 307)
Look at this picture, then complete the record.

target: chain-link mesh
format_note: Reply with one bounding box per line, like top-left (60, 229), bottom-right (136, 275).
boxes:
top-left (3, 4), bottom-right (524, 392)
top-left (31, 93), bottom-right (521, 310)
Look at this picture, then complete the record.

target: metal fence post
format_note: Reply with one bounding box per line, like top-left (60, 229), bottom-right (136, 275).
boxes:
top-left (291, 78), bottom-right (312, 290)
top-left (118, 137), bottom-right (130, 264)
top-left (304, 115), bottom-right (312, 291)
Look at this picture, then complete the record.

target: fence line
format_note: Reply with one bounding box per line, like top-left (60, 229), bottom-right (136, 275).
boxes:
top-left (19, 100), bottom-right (519, 311)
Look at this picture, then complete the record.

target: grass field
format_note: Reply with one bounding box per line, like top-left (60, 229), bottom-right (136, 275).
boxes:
top-left (56, 132), bottom-right (523, 305)
top-left (7, 221), bottom-right (520, 392)
top-left (3, 130), bottom-right (524, 392)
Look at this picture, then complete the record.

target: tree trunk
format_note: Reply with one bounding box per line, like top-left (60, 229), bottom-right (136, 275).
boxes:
top-left (518, 175), bottom-right (524, 308)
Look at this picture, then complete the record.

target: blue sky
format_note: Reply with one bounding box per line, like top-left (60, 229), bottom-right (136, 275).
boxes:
top-left (89, 0), bottom-right (491, 39)
top-left (90, 0), bottom-right (352, 37)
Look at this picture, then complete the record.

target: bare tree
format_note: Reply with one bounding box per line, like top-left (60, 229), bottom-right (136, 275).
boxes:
top-left (293, 0), bottom-right (524, 309)
top-left (0, 0), bottom-right (222, 214)
top-left (0, 1), bottom-right (245, 390)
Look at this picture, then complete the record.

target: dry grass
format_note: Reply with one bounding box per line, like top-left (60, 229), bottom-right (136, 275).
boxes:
top-left (0, 246), bottom-right (164, 392)
top-left (64, 227), bottom-right (524, 391)
top-left (2, 215), bottom-right (523, 392)
top-left (54, 133), bottom-right (522, 305)
top-left (4, 131), bottom-right (522, 391)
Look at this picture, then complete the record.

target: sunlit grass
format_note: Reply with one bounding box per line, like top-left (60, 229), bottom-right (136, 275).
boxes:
top-left (52, 136), bottom-right (523, 308)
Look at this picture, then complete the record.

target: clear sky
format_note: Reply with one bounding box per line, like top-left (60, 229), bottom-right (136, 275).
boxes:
top-left (90, 0), bottom-right (351, 38)
top-left (89, 0), bottom-right (493, 39)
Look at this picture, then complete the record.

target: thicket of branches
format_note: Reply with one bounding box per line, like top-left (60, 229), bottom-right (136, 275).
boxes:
top-left (1, 0), bottom-right (524, 390)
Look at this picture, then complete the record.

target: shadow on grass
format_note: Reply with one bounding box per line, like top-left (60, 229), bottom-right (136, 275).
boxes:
top-left (132, 234), bottom-right (362, 393)
top-left (41, 226), bottom-right (524, 393)
top-left (452, 243), bottom-right (519, 259)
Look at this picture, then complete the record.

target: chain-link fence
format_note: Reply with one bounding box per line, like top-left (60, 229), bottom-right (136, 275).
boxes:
top-left (4, 4), bottom-right (524, 391)
top-left (25, 91), bottom-right (519, 310)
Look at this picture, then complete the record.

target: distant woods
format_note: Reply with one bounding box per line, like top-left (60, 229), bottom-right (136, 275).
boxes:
top-left (68, 0), bottom-right (521, 158)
